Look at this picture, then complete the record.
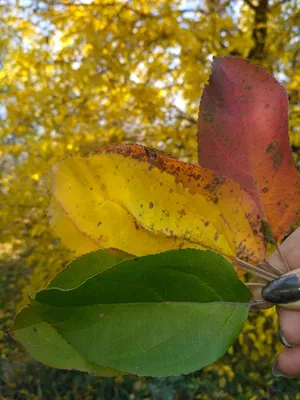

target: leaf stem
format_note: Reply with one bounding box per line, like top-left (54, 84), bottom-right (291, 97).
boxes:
top-left (233, 258), bottom-right (276, 282)
top-left (258, 259), bottom-right (283, 276)
top-left (245, 282), bottom-right (265, 287)
top-left (238, 250), bottom-right (282, 277)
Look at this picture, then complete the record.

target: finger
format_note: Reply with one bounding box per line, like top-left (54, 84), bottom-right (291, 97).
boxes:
top-left (278, 308), bottom-right (300, 345)
top-left (275, 229), bottom-right (300, 347)
top-left (274, 347), bottom-right (300, 377)
top-left (249, 229), bottom-right (300, 306)
top-left (268, 227), bottom-right (300, 273)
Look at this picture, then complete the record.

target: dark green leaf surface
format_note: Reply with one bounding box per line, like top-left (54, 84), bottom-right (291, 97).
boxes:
top-left (31, 249), bottom-right (250, 376)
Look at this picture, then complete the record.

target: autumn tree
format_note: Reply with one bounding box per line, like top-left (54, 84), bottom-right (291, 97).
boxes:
top-left (1, 0), bottom-right (299, 381)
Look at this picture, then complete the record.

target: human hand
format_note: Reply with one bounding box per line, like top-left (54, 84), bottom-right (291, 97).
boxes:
top-left (267, 228), bottom-right (300, 377)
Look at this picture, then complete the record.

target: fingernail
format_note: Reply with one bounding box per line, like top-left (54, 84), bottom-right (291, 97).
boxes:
top-left (279, 327), bottom-right (294, 348)
top-left (272, 357), bottom-right (288, 378)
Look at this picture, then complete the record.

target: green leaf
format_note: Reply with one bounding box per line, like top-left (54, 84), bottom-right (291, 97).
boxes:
top-left (9, 306), bottom-right (124, 376)
top-left (9, 248), bottom-right (131, 376)
top-left (48, 248), bottom-right (132, 290)
top-left (32, 249), bottom-right (251, 377)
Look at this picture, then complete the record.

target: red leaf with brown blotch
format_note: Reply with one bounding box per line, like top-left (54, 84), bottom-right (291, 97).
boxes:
top-left (197, 57), bottom-right (300, 241)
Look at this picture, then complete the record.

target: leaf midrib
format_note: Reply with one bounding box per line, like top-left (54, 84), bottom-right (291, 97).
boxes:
top-left (34, 301), bottom-right (251, 308)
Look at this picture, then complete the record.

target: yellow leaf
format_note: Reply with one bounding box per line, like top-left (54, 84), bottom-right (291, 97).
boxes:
top-left (50, 144), bottom-right (265, 261)
top-left (48, 197), bottom-right (99, 256)
top-left (31, 173), bottom-right (40, 181)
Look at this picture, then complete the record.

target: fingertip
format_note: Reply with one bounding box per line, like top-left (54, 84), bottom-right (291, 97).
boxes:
top-left (275, 347), bottom-right (300, 377)
top-left (268, 228), bottom-right (300, 272)
top-left (277, 308), bottom-right (300, 346)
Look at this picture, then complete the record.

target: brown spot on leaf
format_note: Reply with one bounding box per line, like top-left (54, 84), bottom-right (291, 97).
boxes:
top-left (265, 141), bottom-right (284, 170)
top-left (262, 187), bottom-right (268, 193)
top-left (272, 147), bottom-right (284, 171)
top-left (265, 141), bottom-right (278, 154)
top-left (204, 111), bottom-right (214, 123)
top-left (149, 202), bottom-right (154, 209)
top-left (219, 213), bottom-right (229, 225)
top-left (162, 209), bottom-right (170, 217)
top-left (208, 175), bottom-right (226, 192)
top-left (214, 232), bottom-right (219, 241)
top-left (204, 221), bottom-right (209, 227)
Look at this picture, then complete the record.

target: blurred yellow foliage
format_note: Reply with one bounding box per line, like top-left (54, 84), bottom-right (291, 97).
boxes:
top-left (1, 0), bottom-right (299, 385)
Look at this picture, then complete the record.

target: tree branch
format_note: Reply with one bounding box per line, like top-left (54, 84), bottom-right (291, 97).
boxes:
top-left (248, 0), bottom-right (269, 61)
top-left (173, 105), bottom-right (197, 125)
top-left (244, 0), bottom-right (257, 10)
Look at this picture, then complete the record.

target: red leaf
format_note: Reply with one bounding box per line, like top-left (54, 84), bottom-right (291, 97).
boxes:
top-left (197, 57), bottom-right (300, 241)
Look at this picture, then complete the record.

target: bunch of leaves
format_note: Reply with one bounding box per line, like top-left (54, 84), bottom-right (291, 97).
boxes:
top-left (0, 3), bottom-right (299, 397)
top-left (9, 57), bottom-right (300, 378)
